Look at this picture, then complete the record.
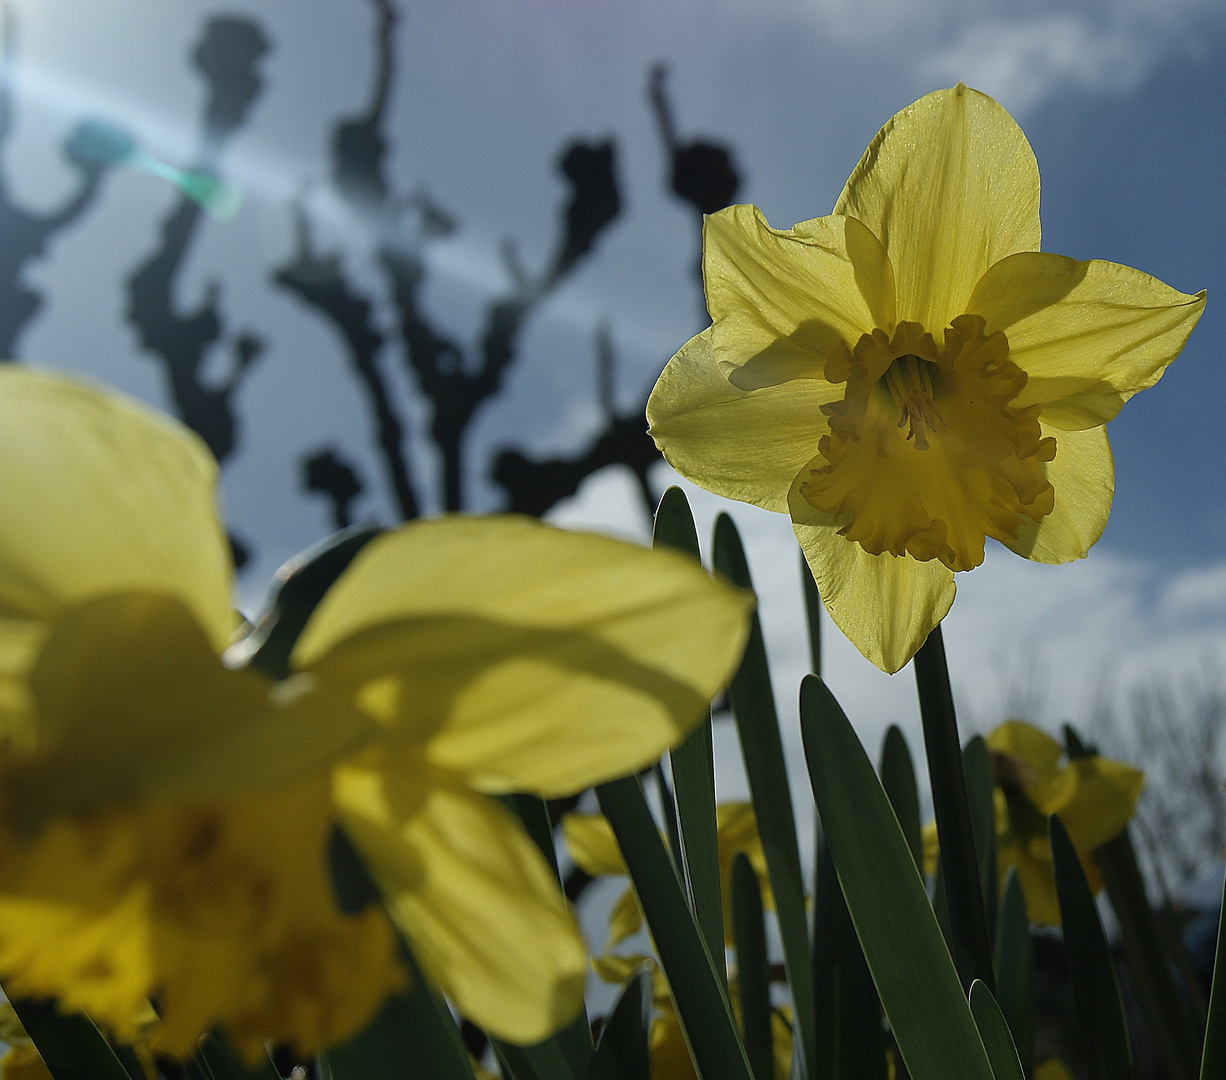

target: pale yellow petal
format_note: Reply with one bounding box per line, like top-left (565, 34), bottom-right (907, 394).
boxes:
top-left (561, 812), bottom-right (626, 876)
top-left (647, 329), bottom-right (840, 513)
top-left (0, 368), bottom-right (232, 649)
top-left (606, 887), bottom-right (644, 947)
top-left (1005, 425), bottom-right (1113, 564)
top-left (334, 760), bottom-right (585, 1043)
top-left (967, 252), bottom-right (1205, 428)
top-left (1032, 757), bottom-right (1143, 852)
top-left (703, 206), bottom-right (894, 389)
top-left (295, 518), bottom-right (753, 798)
top-left (835, 85), bottom-right (1041, 336)
top-left (984, 720), bottom-right (1063, 779)
top-left (3, 594), bottom-right (376, 827)
top-left (789, 477), bottom-right (955, 674)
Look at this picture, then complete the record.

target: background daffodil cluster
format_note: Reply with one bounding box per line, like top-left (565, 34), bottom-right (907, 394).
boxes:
top-left (0, 366), bottom-right (753, 1061)
top-left (648, 84), bottom-right (1205, 673)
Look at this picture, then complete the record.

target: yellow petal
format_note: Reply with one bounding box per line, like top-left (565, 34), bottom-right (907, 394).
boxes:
top-left (295, 518), bottom-right (753, 798)
top-left (0, 777), bottom-right (402, 1061)
top-left (1005, 425), bottom-right (1113, 564)
top-left (1, 1045), bottom-right (54, 1080)
top-left (334, 759), bottom-right (586, 1043)
top-left (1032, 757), bottom-right (1144, 852)
top-left (647, 329), bottom-right (840, 514)
top-left (606, 887), bottom-right (644, 948)
top-left (0, 368), bottom-right (232, 650)
top-left (790, 477), bottom-right (955, 673)
top-left (984, 720), bottom-right (1063, 780)
top-left (3, 594), bottom-right (376, 827)
top-left (703, 206), bottom-right (894, 389)
top-left (967, 252), bottom-right (1205, 428)
top-left (561, 812), bottom-right (626, 876)
top-left (835, 85), bottom-right (1040, 337)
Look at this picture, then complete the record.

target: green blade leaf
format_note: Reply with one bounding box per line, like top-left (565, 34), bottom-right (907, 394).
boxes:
top-left (810, 824), bottom-right (887, 1080)
top-left (1049, 815), bottom-right (1132, 1080)
top-left (992, 869), bottom-right (1035, 1080)
top-left (596, 775), bottom-right (754, 1080)
top-left (799, 676), bottom-right (994, 1080)
top-left (879, 725), bottom-right (922, 873)
top-left (587, 966), bottom-right (652, 1080)
top-left (655, 489), bottom-right (725, 975)
top-left (963, 735), bottom-right (998, 942)
top-left (713, 513), bottom-right (817, 1079)
top-left (913, 626), bottom-right (995, 992)
top-left (1198, 867), bottom-right (1226, 1080)
top-left (731, 852), bottom-right (775, 1080)
top-left (195, 1033), bottom-right (281, 1080)
top-left (4, 997), bottom-right (143, 1080)
top-left (799, 549), bottom-right (822, 678)
top-left (492, 1034), bottom-right (578, 1080)
top-left (969, 982), bottom-right (1025, 1080)
top-left (1096, 829), bottom-right (1201, 1080)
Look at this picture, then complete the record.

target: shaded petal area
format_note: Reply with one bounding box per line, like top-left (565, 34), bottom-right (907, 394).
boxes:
top-left (1005, 425), bottom-right (1113, 564)
top-left (647, 329), bottom-right (839, 513)
top-left (0, 777), bottom-right (401, 1062)
top-left (334, 760), bottom-right (585, 1043)
top-left (967, 252), bottom-right (1205, 428)
top-left (0, 369), bottom-right (232, 649)
top-left (835, 85), bottom-right (1040, 335)
top-left (703, 206), bottom-right (894, 389)
top-left (3, 594), bottom-right (377, 827)
top-left (294, 519), bottom-right (752, 797)
top-left (790, 479), bottom-right (955, 673)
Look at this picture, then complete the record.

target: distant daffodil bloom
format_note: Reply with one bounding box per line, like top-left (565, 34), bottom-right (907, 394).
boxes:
top-left (0, 368), bottom-right (752, 1060)
top-left (647, 84), bottom-right (1205, 672)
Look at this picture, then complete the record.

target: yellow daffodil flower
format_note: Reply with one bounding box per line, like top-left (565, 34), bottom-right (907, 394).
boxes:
top-left (0, 368), bottom-right (752, 1060)
top-left (592, 955), bottom-right (792, 1080)
top-left (562, 801), bottom-right (770, 947)
top-left (647, 84), bottom-right (1205, 672)
top-left (922, 720), bottom-right (1142, 925)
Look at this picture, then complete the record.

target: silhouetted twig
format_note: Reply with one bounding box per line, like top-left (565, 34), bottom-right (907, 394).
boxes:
top-left (126, 17), bottom-right (270, 464)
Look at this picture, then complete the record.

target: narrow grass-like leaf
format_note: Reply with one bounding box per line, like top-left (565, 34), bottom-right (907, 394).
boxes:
top-left (1199, 868), bottom-right (1226, 1080)
top-left (5, 997), bottom-right (142, 1080)
top-left (969, 982), bottom-right (1025, 1080)
top-left (713, 513), bottom-right (817, 1079)
top-left (913, 626), bottom-right (995, 992)
top-left (962, 735), bottom-right (998, 942)
top-left (879, 726), bottom-right (922, 873)
top-left (596, 775), bottom-right (754, 1080)
top-left (992, 869), bottom-right (1035, 1080)
top-left (588, 967), bottom-right (652, 1080)
top-left (799, 676), bottom-right (994, 1080)
top-left (655, 488), bottom-right (725, 974)
top-left (1049, 815), bottom-right (1132, 1080)
top-left (504, 795), bottom-right (595, 1078)
top-left (811, 824), bottom-right (887, 1080)
top-left (1097, 828), bottom-right (1200, 1080)
top-left (492, 1035), bottom-right (578, 1080)
top-left (799, 549), bottom-right (822, 678)
top-left (732, 852), bottom-right (775, 1080)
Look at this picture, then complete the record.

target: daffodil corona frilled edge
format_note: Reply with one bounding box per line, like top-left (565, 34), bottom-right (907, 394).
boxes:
top-left (0, 367), bottom-right (753, 1061)
top-left (647, 84), bottom-right (1205, 672)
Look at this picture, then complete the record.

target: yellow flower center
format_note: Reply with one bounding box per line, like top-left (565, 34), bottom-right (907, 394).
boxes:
top-left (800, 315), bottom-right (1057, 572)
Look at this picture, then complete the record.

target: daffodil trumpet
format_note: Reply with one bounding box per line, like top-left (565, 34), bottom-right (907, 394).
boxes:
top-left (648, 83), bottom-right (1205, 672)
top-left (0, 366), bottom-right (753, 1062)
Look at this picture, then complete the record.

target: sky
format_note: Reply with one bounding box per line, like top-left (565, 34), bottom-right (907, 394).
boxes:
top-left (4, 0), bottom-right (1226, 805)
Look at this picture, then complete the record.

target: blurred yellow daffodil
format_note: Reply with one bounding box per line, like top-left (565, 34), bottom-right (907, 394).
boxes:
top-left (647, 84), bottom-right (1204, 672)
top-left (922, 720), bottom-right (1142, 925)
top-left (593, 955), bottom-right (792, 1080)
top-left (562, 801), bottom-right (770, 947)
top-left (0, 369), bottom-right (752, 1060)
